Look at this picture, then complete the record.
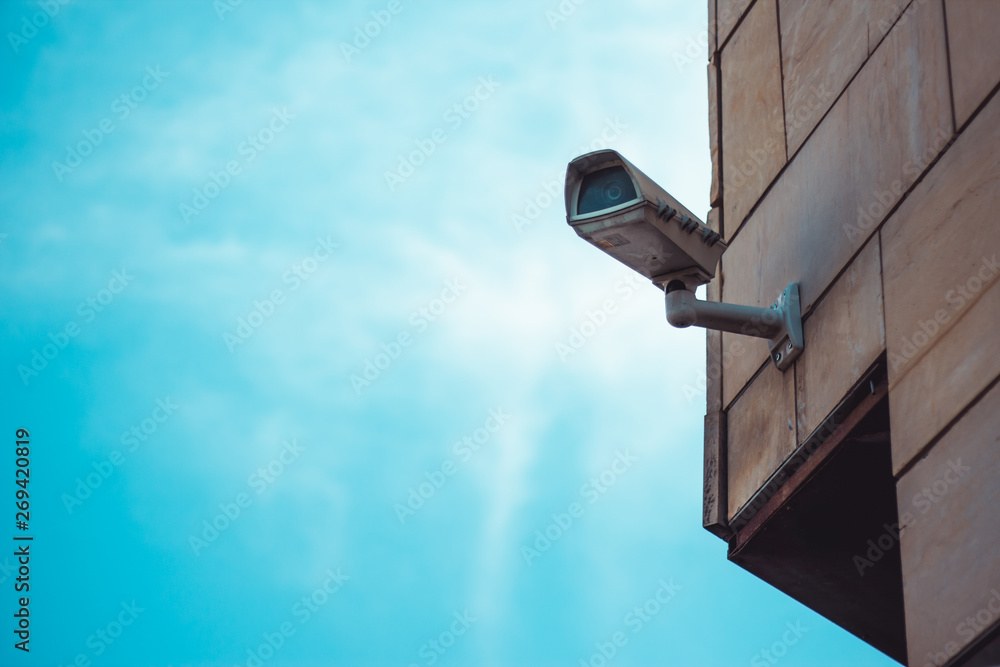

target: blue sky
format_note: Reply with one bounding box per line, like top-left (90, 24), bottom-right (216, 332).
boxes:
top-left (1, 1), bottom-right (901, 665)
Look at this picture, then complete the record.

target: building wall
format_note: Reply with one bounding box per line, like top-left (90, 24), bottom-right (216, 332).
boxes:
top-left (705, 0), bottom-right (1000, 664)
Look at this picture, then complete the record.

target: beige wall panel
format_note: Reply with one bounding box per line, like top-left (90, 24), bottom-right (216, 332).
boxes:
top-left (882, 90), bottom-right (1000, 473)
top-left (888, 279), bottom-right (1000, 476)
top-left (709, 0), bottom-right (718, 56)
top-left (945, 0), bottom-right (1000, 128)
top-left (717, 0), bottom-right (755, 48)
top-left (726, 361), bottom-right (796, 519)
top-left (707, 271), bottom-right (723, 415)
top-left (795, 237), bottom-right (885, 440)
top-left (708, 61), bottom-right (722, 207)
top-left (778, 0), bottom-right (868, 155)
top-left (896, 381), bottom-right (1000, 665)
top-left (867, 0), bottom-right (909, 54)
top-left (720, 0), bottom-right (786, 238)
top-left (846, 0), bottom-right (952, 229)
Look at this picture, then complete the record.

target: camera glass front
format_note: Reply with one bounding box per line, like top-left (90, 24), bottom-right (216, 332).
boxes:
top-left (577, 166), bottom-right (638, 215)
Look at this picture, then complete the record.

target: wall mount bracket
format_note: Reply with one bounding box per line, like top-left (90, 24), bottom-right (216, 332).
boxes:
top-left (663, 281), bottom-right (803, 371)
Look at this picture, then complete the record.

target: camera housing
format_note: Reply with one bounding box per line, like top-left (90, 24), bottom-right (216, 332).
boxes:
top-left (564, 149), bottom-right (726, 290)
top-left (564, 149), bottom-right (803, 371)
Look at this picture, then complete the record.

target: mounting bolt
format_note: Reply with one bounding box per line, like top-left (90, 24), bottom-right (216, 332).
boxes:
top-left (774, 352), bottom-right (782, 363)
top-left (786, 341), bottom-right (793, 352)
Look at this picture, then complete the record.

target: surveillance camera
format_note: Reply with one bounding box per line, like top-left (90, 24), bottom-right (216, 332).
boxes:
top-left (564, 149), bottom-right (725, 290)
top-left (564, 149), bottom-right (803, 371)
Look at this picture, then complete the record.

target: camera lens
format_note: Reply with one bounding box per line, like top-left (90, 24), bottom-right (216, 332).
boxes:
top-left (577, 166), bottom-right (638, 215)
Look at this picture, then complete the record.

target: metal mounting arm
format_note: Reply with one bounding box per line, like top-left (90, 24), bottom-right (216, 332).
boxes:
top-left (664, 281), bottom-right (804, 371)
